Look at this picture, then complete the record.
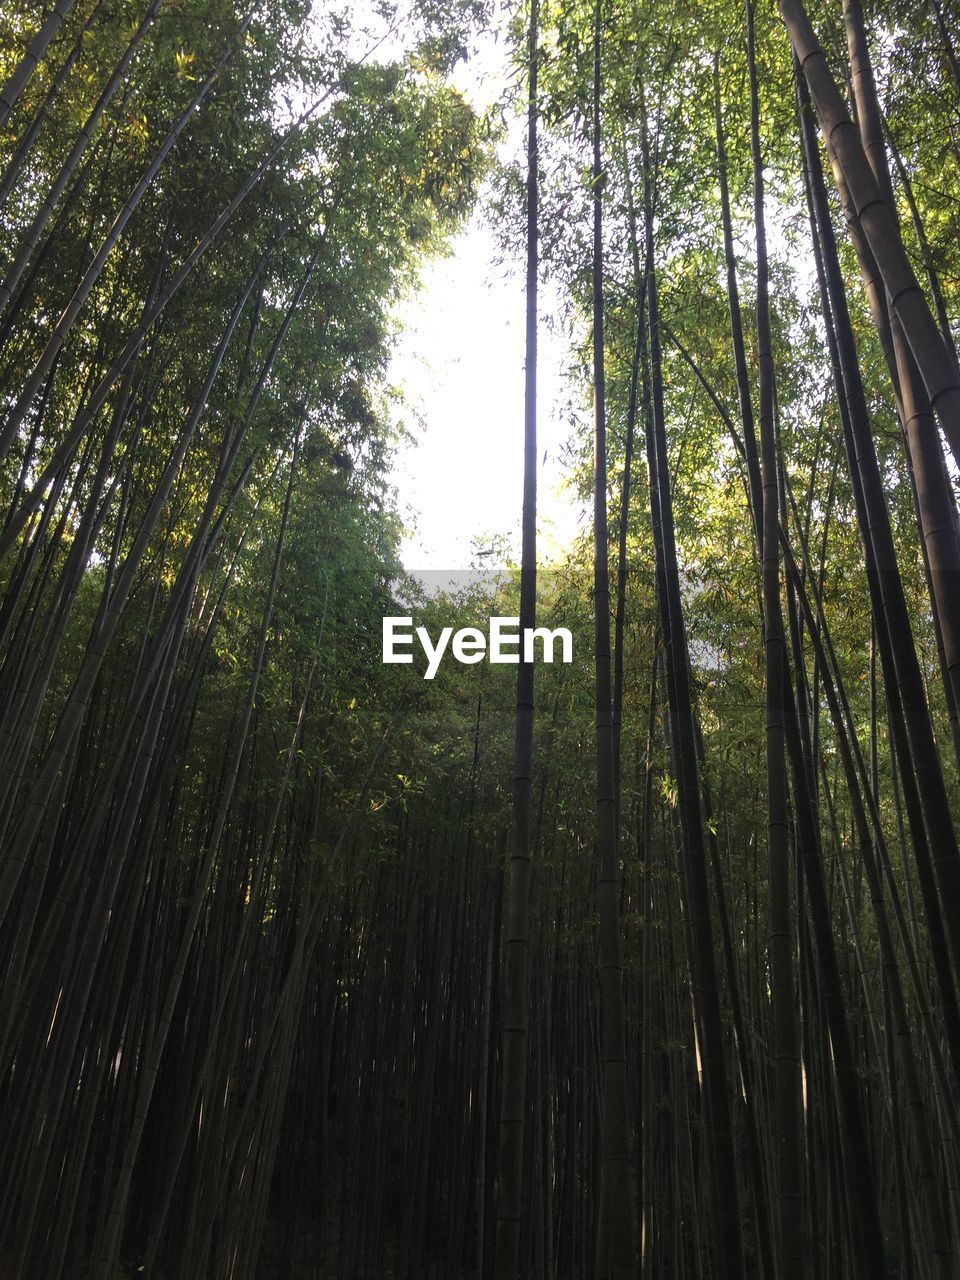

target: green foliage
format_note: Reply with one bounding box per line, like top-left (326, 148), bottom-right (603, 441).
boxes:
top-left (2, 0), bottom-right (960, 1274)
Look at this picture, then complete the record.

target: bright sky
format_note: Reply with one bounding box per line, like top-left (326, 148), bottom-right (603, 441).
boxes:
top-left (384, 18), bottom-right (588, 574)
top-left (388, 220), bottom-right (587, 573)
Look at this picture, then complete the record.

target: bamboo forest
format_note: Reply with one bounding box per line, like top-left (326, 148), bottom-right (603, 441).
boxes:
top-left (6, 0), bottom-right (960, 1276)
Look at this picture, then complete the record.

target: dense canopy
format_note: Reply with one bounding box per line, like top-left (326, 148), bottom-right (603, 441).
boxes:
top-left (0, 0), bottom-right (959, 1277)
